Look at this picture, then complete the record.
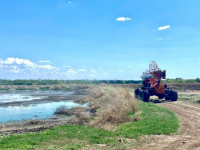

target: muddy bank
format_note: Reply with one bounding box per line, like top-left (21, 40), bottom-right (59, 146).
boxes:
top-left (0, 85), bottom-right (137, 136)
top-left (0, 87), bottom-right (90, 134)
top-left (0, 84), bottom-right (91, 91)
top-left (0, 119), bottom-right (74, 136)
top-left (0, 89), bottom-right (87, 107)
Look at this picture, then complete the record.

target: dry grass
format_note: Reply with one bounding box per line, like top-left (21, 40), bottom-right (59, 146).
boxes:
top-left (74, 96), bottom-right (92, 104)
top-left (54, 106), bottom-right (90, 125)
top-left (54, 106), bottom-right (86, 116)
top-left (69, 112), bottom-right (90, 125)
top-left (27, 119), bottom-right (41, 125)
top-left (161, 83), bottom-right (200, 91)
top-left (54, 105), bottom-right (68, 114)
top-left (54, 85), bottom-right (138, 128)
top-left (88, 85), bottom-right (138, 129)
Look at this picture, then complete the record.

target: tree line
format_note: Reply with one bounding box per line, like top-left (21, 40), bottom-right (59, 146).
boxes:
top-left (0, 78), bottom-right (200, 85)
top-left (0, 79), bottom-right (142, 85)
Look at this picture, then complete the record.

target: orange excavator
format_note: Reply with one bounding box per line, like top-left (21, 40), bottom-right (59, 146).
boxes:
top-left (134, 61), bottom-right (178, 102)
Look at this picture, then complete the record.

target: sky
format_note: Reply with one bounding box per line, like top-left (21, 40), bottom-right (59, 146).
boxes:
top-left (0, 0), bottom-right (200, 80)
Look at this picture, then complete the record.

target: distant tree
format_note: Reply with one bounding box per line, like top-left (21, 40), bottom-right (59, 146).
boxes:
top-left (122, 80), bottom-right (126, 84)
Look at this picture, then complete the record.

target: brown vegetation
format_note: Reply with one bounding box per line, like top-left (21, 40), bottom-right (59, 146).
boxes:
top-left (54, 106), bottom-right (90, 125)
top-left (27, 119), bottom-right (41, 125)
top-left (87, 85), bottom-right (138, 129)
top-left (54, 85), bottom-right (138, 129)
top-left (55, 106), bottom-right (86, 116)
top-left (0, 84), bottom-right (92, 91)
top-left (166, 83), bottom-right (200, 91)
top-left (69, 112), bottom-right (90, 125)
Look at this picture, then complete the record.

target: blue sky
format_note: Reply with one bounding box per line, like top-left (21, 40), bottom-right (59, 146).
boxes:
top-left (0, 0), bottom-right (200, 80)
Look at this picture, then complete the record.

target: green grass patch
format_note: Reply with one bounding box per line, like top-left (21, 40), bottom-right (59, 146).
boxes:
top-left (178, 94), bottom-right (200, 104)
top-left (0, 103), bottom-right (179, 149)
top-left (0, 126), bottom-right (117, 149)
top-left (39, 87), bottom-right (50, 90)
top-left (15, 87), bottom-right (37, 90)
top-left (118, 102), bottom-right (179, 138)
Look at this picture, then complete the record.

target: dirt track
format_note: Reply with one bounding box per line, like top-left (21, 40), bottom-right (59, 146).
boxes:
top-left (138, 101), bottom-right (200, 150)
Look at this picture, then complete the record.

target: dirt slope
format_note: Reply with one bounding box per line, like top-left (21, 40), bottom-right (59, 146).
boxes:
top-left (137, 101), bottom-right (200, 150)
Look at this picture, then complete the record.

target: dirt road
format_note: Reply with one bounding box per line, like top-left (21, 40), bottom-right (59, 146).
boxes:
top-left (138, 101), bottom-right (200, 150)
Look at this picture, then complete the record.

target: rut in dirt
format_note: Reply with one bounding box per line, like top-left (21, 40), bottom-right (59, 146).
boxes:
top-left (138, 101), bottom-right (200, 150)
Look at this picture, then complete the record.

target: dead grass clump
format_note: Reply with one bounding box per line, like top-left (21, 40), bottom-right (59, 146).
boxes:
top-left (89, 86), bottom-right (138, 128)
top-left (54, 105), bottom-right (68, 114)
top-left (0, 125), bottom-right (4, 130)
top-left (54, 105), bottom-right (90, 125)
top-left (73, 89), bottom-right (87, 95)
top-left (54, 106), bottom-right (87, 116)
top-left (69, 115), bottom-right (80, 124)
top-left (75, 112), bottom-right (90, 124)
top-left (87, 103), bottom-right (101, 114)
top-left (68, 84), bottom-right (91, 90)
top-left (74, 96), bottom-right (92, 104)
top-left (88, 86), bottom-right (104, 99)
top-left (67, 112), bottom-right (90, 125)
top-left (71, 107), bottom-right (87, 116)
top-left (27, 119), bottom-right (41, 125)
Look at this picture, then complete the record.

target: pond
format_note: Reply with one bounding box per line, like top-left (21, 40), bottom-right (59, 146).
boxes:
top-left (0, 93), bottom-right (46, 103)
top-left (0, 90), bottom-right (87, 123)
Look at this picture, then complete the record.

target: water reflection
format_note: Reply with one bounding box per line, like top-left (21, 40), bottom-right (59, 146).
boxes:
top-left (0, 93), bottom-right (46, 103)
top-left (0, 101), bottom-right (87, 123)
top-left (0, 90), bottom-right (86, 123)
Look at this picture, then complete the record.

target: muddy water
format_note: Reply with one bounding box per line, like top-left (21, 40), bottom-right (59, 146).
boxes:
top-left (0, 93), bottom-right (46, 103)
top-left (0, 90), bottom-right (86, 123)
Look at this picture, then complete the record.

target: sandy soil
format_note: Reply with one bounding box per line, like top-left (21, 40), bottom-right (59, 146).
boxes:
top-left (137, 101), bottom-right (200, 150)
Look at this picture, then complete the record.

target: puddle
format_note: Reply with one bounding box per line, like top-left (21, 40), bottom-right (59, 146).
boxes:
top-left (0, 90), bottom-right (87, 123)
top-left (0, 101), bottom-right (87, 123)
top-left (0, 94), bottom-right (46, 103)
top-left (0, 90), bottom-right (74, 104)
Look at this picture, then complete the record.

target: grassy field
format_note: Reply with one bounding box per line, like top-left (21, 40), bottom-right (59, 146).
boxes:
top-left (178, 93), bottom-right (200, 104)
top-left (0, 102), bottom-right (179, 150)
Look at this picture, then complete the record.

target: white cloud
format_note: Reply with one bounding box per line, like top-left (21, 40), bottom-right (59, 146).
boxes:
top-left (11, 66), bottom-right (20, 73)
top-left (119, 70), bottom-right (123, 72)
top-left (38, 60), bottom-right (50, 63)
top-left (68, 1), bottom-right (71, 4)
top-left (116, 17), bottom-right (131, 21)
top-left (158, 25), bottom-right (170, 30)
top-left (128, 66), bottom-right (132, 68)
top-left (102, 73), bottom-right (108, 75)
top-left (156, 38), bottom-right (162, 40)
top-left (1, 57), bottom-right (34, 66)
top-left (78, 69), bottom-right (87, 72)
top-left (67, 69), bottom-right (77, 74)
top-left (38, 65), bottom-right (59, 70)
top-left (90, 69), bottom-right (96, 73)
top-left (0, 57), bottom-right (59, 75)
top-left (62, 65), bottom-right (72, 68)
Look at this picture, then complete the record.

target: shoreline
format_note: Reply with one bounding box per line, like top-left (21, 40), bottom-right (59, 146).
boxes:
top-left (0, 88), bottom-right (89, 135)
